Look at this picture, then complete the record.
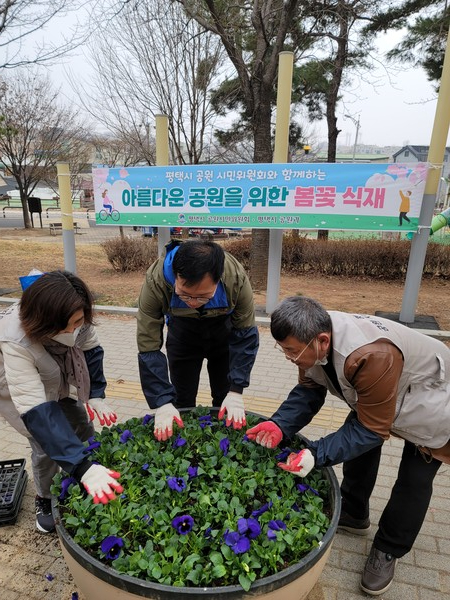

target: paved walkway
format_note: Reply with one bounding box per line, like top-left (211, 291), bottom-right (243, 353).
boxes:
top-left (0, 312), bottom-right (449, 599)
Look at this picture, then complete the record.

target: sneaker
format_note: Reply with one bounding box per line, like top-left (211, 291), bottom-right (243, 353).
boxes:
top-left (338, 509), bottom-right (371, 535)
top-left (35, 495), bottom-right (55, 533)
top-left (360, 546), bottom-right (397, 596)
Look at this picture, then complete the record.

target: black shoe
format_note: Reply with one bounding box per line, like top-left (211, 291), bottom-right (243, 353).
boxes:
top-left (35, 495), bottom-right (55, 533)
top-left (360, 546), bottom-right (397, 596)
top-left (338, 509), bottom-right (371, 536)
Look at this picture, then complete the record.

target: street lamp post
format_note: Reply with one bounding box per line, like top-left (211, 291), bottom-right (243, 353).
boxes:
top-left (344, 114), bottom-right (361, 162)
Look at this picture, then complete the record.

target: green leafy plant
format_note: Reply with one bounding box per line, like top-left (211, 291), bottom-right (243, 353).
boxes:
top-left (52, 408), bottom-right (331, 592)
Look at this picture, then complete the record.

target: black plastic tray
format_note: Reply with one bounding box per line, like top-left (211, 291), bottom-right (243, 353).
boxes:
top-left (0, 459), bottom-right (26, 509)
top-left (0, 470), bottom-right (28, 525)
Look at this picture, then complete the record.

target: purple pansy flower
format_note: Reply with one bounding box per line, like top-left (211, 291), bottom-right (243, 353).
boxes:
top-left (119, 429), bottom-right (133, 444)
top-left (237, 517), bottom-right (261, 539)
top-left (204, 527), bottom-right (212, 539)
top-left (100, 535), bottom-right (124, 560)
top-left (187, 465), bottom-right (198, 479)
top-left (223, 530), bottom-right (251, 554)
top-left (251, 501), bottom-right (273, 517)
top-left (297, 483), bottom-right (319, 496)
top-left (167, 476), bottom-right (186, 492)
top-left (143, 414), bottom-right (153, 425)
top-left (219, 437), bottom-right (230, 456)
top-left (198, 415), bottom-right (212, 428)
top-left (172, 514), bottom-right (194, 534)
top-left (172, 434), bottom-right (187, 448)
top-left (84, 438), bottom-right (101, 453)
top-left (142, 463), bottom-right (149, 471)
top-left (59, 476), bottom-right (77, 500)
top-left (242, 434), bottom-right (249, 443)
top-left (268, 519), bottom-right (287, 531)
top-left (267, 519), bottom-right (286, 540)
top-left (275, 447), bottom-right (292, 462)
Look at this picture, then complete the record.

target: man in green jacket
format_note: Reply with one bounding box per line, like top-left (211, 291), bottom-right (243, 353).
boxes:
top-left (137, 239), bottom-right (259, 441)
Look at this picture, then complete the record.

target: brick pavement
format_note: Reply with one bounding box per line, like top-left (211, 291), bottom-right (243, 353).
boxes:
top-left (0, 311), bottom-right (449, 599)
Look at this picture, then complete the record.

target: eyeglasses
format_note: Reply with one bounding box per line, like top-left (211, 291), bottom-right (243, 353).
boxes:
top-left (177, 294), bottom-right (212, 305)
top-left (274, 337), bottom-right (315, 361)
top-left (175, 283), bottom-right (218, 305)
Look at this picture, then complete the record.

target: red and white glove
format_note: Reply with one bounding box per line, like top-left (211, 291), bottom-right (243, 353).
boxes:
top-left (218, 392), bottom-right (246, 429)
top-left (246, 421), bottom-right (283, 448)
top-left (81, 464), bottom-right (123, 504)
top-left (154, 403), bottom-right (184, 441)
top-left (86, 398), bottom-right (117, 427)
top-left (277, 449), bottom-right (315, 477)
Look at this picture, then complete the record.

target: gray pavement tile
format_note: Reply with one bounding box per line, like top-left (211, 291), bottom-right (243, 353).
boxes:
top-left (436, 537), bottom-right (450, 554)
top-left (418, 589), bottom-right (449, 600)
top-left (397, 563), bottom-right (442, 590)
top-left (440, 571), bottom-right (450, 594)
top-left (374, 582), bottom-right (419, 600)
top-left (413, 549), bottom-right (450, 572)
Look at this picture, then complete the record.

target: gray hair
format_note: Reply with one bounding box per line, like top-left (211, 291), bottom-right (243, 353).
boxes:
top-left (270, 296), bottom-right (331, 342)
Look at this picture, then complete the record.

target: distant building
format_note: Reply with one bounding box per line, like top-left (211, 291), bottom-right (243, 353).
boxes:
top-left (393, 145), bottom-right (450, 178)
top-left (393, 145), bottom-right (450, 207)
top-left (308, 143), bottom-right (401, 163)
top-left (313, 152), bottom-right (390, 164)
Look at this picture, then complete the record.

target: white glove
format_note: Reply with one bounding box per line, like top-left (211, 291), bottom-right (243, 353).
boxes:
top-left (80, 464), bottom-right (123, 504)
top-left (154, 403), bottom-right (184, 441)
top-left (86, 398), bottom-right (117, 427)
top-left (277, 449), bottom-right (315, 477)
top-left (218, 392), bottom-right (246, 429)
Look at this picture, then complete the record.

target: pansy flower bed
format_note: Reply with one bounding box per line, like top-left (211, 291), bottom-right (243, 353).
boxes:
top-left (52, 408), bottom-right (331, 592)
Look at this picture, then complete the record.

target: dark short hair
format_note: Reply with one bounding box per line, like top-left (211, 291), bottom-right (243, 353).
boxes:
top-left (270, 296), bottom-right (332, 343)
top-left (19, 270), bottom-right (94, 341)
top-left (172, 240), bottom-right (225, 284)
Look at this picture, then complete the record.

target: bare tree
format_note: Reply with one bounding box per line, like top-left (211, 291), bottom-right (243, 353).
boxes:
top-left (74, 0), bottom-right (226, 166)
top-left (0, 70), bottom-right (91, 228)
top-left (89, 133), bottom-right (154, 168)
top-left (0, 0), bottom-right (90, 69)
top-left (172, 1), bottom-right (396, 284)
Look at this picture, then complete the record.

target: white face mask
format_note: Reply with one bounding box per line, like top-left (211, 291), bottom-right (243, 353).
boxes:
top-left (314, 339), bottom-right (328, 366)
top-left (314, 356), bottom-right (328, 366)
top-left (52, 326), bottom-right (81, 347)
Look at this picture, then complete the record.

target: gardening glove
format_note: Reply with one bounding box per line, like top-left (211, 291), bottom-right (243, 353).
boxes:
top-left (81, 464), bottom-right (123, 504)
top-left (277, 449), bottom-right (315, 477)
top-left (86, 398), bottom-right (117, 427)
top-left (218, 392), bottom-right (246, 429)
top-left (246, 421), bottom-right (283, 448)
top-left (154, 403), bottom-right (184, 441)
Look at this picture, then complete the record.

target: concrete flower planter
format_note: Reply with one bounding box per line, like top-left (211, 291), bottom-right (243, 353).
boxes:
top-left (53, 410), bottom-right (341, 600)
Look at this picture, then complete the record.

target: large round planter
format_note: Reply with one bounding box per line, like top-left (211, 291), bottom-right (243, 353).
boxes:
top-left (53, 411), bottom-right (341, 600)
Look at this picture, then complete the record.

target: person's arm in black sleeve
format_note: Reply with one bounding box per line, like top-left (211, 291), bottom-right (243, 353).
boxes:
top-left (138, 350), bottom-right (177, 409)
top-left (270, 383), bottom-right (327, 439)
top-left (21, 401), bottom-right (91, 475)
top-left (228, 326), bottom-right (259, 392)
top-left (307, 412), bottom-right (384, 467)
top-left (84, 345), bottom-right (107, 399)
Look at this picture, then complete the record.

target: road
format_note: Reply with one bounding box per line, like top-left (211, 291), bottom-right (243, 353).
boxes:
top-left (0, 208), bottom-right (136, 242)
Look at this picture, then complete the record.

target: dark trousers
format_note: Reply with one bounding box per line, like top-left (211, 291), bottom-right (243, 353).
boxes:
top-left (399, 212), bottom-right (410, 226)
top-left (341, 436), bottom-right (441, 558)
top-left (166, 316), bottom-right (231, 409)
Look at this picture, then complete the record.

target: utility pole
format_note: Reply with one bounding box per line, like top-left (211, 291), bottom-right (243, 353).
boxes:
top-left (345, 114), bottom-right (361, 162)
